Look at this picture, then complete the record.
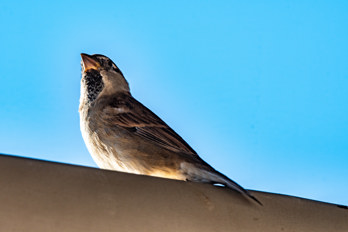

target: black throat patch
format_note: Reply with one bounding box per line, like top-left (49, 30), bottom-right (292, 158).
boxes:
top-left (84, 69), bottom-right (104, 103)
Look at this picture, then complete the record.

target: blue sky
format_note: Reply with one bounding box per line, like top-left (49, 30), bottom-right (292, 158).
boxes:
top-left (1, 1), bottom-right (347, 205)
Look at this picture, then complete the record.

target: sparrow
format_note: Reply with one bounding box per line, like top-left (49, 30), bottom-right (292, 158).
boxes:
top-left (79, 53), bottom-right (261, 205)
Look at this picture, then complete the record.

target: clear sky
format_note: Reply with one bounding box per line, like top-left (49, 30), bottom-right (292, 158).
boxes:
top-left (1, 1), bottom-right (347, 205)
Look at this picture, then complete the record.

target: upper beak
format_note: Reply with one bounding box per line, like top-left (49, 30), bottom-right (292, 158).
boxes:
top-left (81, 53), bottom-right (100, 72)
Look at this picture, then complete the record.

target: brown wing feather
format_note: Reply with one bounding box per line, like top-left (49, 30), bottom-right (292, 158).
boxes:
top-left (102, 92), bottom-right (197, 155)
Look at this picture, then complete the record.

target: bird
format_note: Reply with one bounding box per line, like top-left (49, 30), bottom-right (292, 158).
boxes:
top-left (79, 53), bottom-right (261, 205)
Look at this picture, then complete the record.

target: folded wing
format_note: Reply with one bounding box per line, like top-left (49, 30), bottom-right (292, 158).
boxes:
top-left (102, 92), bottom-right (198, 156)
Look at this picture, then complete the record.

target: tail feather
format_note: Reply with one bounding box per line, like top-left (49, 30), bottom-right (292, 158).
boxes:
top-left (211, 171), bottom-right (263, 206)
top-left (181, 162), bottom-right (262, 205)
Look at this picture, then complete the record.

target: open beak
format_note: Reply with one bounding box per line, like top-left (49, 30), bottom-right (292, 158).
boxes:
top-left (81, 53), bottom-right (100, 72)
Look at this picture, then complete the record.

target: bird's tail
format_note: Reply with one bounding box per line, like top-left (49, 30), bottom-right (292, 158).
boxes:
top-left (182, 162), bottom-right (262, 205)
top-left (209, 170), bottom-right (262, 206)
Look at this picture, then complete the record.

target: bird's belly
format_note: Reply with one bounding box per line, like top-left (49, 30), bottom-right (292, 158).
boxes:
top-left (82, 129), bottom-right (141, 174)
top-left (91, 151), bottom-right (141, 174)
top-left (80, 116), bottom-right (187, 180)
top-left (91, 145), bottom-right (186, 181)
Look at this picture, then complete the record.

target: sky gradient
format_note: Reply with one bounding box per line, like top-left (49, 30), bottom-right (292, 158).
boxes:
top-left (1, 1), bottom-right (347, 205)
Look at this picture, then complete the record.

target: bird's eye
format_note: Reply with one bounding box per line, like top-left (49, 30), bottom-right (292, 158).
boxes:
top-left (96, 59), bottom-right (103, 66)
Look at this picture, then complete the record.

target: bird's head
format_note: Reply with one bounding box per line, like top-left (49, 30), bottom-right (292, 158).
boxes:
top-left (80, 53), bottom-right (130, 105)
